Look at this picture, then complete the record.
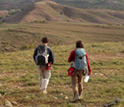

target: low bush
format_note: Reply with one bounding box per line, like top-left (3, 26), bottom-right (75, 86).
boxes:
top-left (20, 44), bottom-right (34, 50)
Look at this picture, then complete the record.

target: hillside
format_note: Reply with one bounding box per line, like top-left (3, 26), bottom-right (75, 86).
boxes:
top-left (52, 0), bottom-right (124, 10)
top-left (4, 1), bottom-right (124, 24)
top-left (0, 0), bottom-right (41, 10)
top-left (1, 0), bottom-right (124, 11)
top-left (0, 22), bottom-right (124, 53)
top-left (0, 10), bottom-right (8, 20)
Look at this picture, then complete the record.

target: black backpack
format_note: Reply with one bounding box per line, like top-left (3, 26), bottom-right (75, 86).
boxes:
top-left (35, 45), bottom-right (48, 65)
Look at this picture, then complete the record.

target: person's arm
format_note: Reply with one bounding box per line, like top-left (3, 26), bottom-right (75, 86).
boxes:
top-left (33, 48), bottom-right (38, 61)
top-left (86, 53), bottom-right (91, 75)
top-left (68, 50), bottom-right (75, 62)
top-left (48, 48), bottom-right (55, 64)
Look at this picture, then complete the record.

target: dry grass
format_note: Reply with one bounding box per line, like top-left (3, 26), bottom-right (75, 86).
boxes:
top-left (0, 42), bottom-right (124, 106)
top-left (0, 21), bottom-right (124, 106)
top-left (0, 22), bottom-right (124, 53)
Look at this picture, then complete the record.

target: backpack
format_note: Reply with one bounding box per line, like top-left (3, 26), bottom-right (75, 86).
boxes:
top-left (75, 48), bottom-right (87, 70)
top-left (35, 45), bottom-right (49, 65)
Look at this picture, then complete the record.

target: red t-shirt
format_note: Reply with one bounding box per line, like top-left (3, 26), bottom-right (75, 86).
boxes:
top-left (68, 49), bottom-right (91, 75)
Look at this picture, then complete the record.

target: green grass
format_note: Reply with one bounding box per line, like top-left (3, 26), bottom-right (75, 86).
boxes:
top-left (0, 41), bottom-right (124, 106)
top-left (0, 22), bottom-right (124, 53)
top-left (0, 22), bottom-right (124, 106)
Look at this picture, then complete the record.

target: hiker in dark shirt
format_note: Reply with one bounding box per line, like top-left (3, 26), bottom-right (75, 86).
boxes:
top-left (33, 37), bottom-right (54, 94)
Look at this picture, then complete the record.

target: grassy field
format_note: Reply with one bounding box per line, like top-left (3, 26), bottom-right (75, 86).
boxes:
top-left (0, 22), bottom-right (124, 106)
top-left (0, 22), bottom-right (124, 53)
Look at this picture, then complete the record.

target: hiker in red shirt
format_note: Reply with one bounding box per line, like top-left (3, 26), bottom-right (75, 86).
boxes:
top-left (68, 40), bottom-right (91, 103)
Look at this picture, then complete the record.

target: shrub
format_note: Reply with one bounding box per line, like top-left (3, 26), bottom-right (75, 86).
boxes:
top-left (20, 44), bottom-right (34, 50)
top-left (121, 50), bottom-right (124, 53)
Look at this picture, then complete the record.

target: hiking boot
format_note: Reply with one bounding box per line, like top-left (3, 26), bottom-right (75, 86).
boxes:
top-left (43, 90), bottom-right (47, 94)
top-left (71, 94), bottom-right (79, 103)
top-left (41, 88), bottom-right (47, 94)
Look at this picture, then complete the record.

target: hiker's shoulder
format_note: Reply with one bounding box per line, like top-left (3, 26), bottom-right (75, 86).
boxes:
top-left (69, 49), bottom-right (75, 56)
top-left (46, 45), bottom-right (50, 49)
top-left (46, 46), bottom-right (53, 51)
top-left (71, 49), bottom-right (76, 53)
top-left (37, 44), bottom-right (44, 48)
top-left (35, 45), bottom-right (45, 50)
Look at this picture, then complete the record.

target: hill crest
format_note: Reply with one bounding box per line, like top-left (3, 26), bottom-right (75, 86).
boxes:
top-left (5, 1), bottom-right (124, 24)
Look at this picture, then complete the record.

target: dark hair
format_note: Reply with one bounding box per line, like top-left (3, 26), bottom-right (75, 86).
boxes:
top-left (42, 37), bottom-right (49, 43)
top-left (76, 40), bottom-right (84, 48)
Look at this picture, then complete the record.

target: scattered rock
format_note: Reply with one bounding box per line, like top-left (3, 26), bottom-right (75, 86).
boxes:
top-left (1, 42), bottom-right (8, 44)
top-left (94, 73), bottom-right (104, 76)
top-left (1, 48), bottom-right (4, 51)
top-left (99, 73), bottom-right (104, 76)
top-left (5, 100), bottom-right (13, 107)
top-left (94, 73), bottom-right (98, 75)
top-left (4, 48), bottom-right (9, 51)
top-left (104, 99), bottom-right (120, 107)
top-left (65, 96), bottom-right (68, 100)
top-left (12, 101), bottom-right (18, 106)
top-left (60, 93), bottom-right (63, 96)
top-left (53, 96), bottom-right (57, 99)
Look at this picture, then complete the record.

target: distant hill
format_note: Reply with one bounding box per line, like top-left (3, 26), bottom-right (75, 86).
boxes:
top-left (52, 0), bottom-right (124, 11)
top-left (0, 0), bottom-right (41, 10)
top-left (1, 0), bottom-right (124, 11)
top-left (0, 10), bottom-right (8, 19)
top-left (5, 1), bottom-right (124, 24)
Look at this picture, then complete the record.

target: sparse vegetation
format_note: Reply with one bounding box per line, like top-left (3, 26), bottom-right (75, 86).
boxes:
top-left (8, 9), bottom-right (21, 15)
top-left (0, 21), bottom-right (124, 106)
top-left (0, 0), bottom-right (124, 106)
top-left (0, 22), bottom-right (124, 53)
top-left (121, 50), bottom-right (124, 53)
top-left (20, 44), bottom-right (34, 50)
top-left (1, 0), bottom-right (124, 11)
top-left (52, 0), bottom-right (124, 10)
top-left (3, 1), bottom-right (124, 24)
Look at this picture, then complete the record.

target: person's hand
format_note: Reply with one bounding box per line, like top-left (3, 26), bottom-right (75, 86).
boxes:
top-left (88, 72), bottom-right (91, 76)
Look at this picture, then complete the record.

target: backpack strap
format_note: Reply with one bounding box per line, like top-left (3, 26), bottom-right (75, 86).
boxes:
top-left (44, 45), bottom-right (48, 57)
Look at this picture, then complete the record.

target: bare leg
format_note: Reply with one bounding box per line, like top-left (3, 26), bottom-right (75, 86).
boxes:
top-left (71, 72), bottom-right (79, 102)
top-left (78, 70), bottom-right (83, 97)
